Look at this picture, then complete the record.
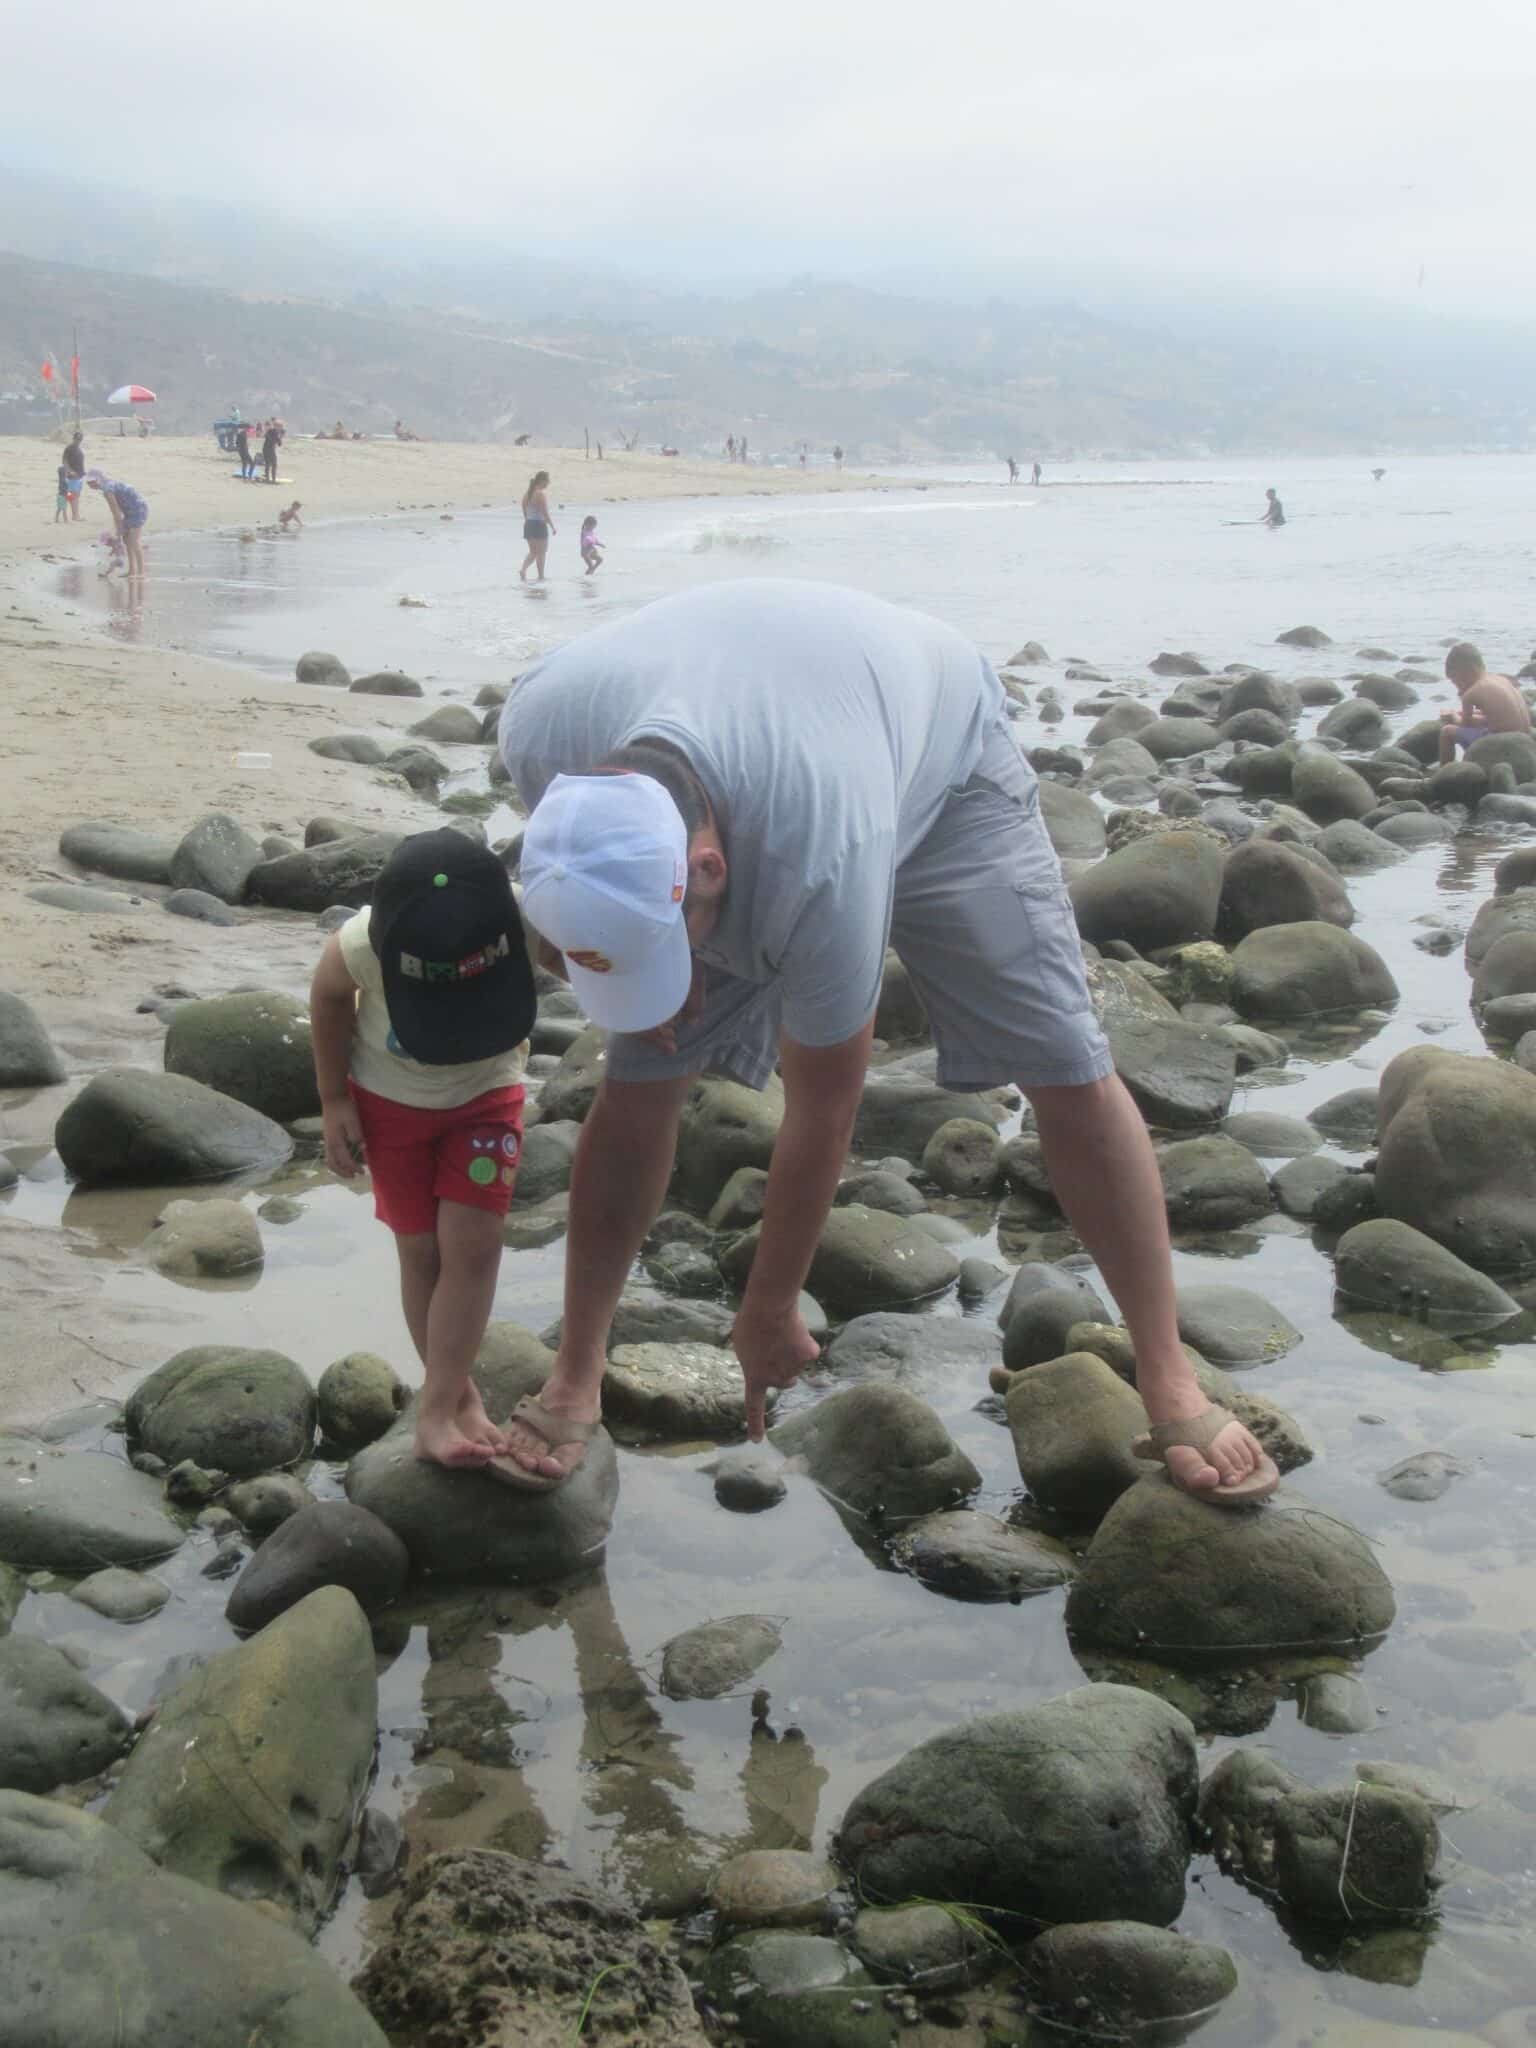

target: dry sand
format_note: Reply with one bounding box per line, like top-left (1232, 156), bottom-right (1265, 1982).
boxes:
top-left (0, 433), bottom-right (879, 1419)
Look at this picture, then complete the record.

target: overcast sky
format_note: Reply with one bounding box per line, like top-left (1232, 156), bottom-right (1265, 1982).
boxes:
top-left (6, 0), bottom-right (1534, 310)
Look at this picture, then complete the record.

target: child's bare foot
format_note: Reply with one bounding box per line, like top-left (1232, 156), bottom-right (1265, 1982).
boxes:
top-left (456, 1381), bottom-right (508, 1454)
top-left (413, 1409), bottom-right (498, 1468)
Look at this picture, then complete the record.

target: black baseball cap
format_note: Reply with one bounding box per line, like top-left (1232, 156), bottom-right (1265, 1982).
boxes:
top-left (369, 829), bottom-right (536, 1065)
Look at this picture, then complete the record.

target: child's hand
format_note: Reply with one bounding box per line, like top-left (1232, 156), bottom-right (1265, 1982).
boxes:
top-left (322, 1099), bottom-right (367, 1177)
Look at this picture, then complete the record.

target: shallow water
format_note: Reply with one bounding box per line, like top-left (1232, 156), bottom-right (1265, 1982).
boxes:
top-left (13, 462), bottom-right (1536, 2041)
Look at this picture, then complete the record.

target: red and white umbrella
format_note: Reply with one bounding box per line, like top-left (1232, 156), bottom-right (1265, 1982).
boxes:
top-left (107, 384), bottom-right (156, 406)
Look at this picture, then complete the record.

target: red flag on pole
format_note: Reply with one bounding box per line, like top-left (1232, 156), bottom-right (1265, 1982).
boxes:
top-left (70, 356), bottom-right (79, 394)
top-left (40, 359), bottom-right (54, 383)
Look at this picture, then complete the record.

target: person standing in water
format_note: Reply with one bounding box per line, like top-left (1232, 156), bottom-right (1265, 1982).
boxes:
top-left (1006, 457), bottom-right (1018, 484)
top-left (1261, 488), bottom-right (1285, 528)
top-left (1032, 461), bottom-right (1042, 486)
top-left (520, 470), bottom-right (556, 582)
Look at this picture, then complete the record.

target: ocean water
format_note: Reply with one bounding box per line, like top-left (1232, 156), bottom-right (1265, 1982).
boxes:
top-left (26, 451), bottom-right (1536, 2041)
top-left (50, 450), bottom-right (1536, 692)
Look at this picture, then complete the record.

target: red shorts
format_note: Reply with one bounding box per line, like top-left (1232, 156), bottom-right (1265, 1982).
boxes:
top-left (349, 1082), bottom-right (524, 1237)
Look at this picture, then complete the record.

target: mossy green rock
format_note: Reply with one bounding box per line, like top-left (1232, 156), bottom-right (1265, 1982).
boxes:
top-left (127, 1345), bottom-right (315, 1477)
top-left (702, 1933), bottom-right (884, 2048)
top-left (724, 1204), bottom-right (959, 1314)
top-left (672, 1073), bottom-right (785, 1207)
top-left (1334, 1218), bottom-right (1519, 1329)
top-left (770, 1384), bottom-right (979, 1521)
top-left (105, 1585), bottom-right (377, 1933)
top-left (1066, 1476), bottom-right (1396, 1664)
top-left (1023, 1921), bottom-right (1237, 2029)
top-left (839, 1683), bottom-right (1197, 1923)
top-left (0, 1793), bottom-right (389, 2046)
top-left (163, 990), bottom-right (319, 1123)
top-left (317, 1351), bottom-right (406, 1450)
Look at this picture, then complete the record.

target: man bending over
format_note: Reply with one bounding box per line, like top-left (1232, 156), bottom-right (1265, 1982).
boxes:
top-left (497, 580), bottom-right (1275, 1504)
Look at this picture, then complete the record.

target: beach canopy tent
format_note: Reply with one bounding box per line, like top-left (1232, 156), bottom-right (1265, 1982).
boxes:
top-left (107, 385), bottom-right (156, 405)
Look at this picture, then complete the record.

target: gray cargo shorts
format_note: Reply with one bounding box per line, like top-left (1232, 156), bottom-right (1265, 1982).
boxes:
top-left (607, 720), bottom-right (1112, 1095)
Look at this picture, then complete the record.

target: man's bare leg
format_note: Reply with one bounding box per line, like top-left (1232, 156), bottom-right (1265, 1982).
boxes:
top-left (1027, 1073), bottom-right (1265, 1495)
top-left (499, 1074), bottom-right (694, 1478)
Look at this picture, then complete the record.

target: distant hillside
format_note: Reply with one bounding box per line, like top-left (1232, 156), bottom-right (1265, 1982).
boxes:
top-left (1, 232), bottom-right (1529, 458)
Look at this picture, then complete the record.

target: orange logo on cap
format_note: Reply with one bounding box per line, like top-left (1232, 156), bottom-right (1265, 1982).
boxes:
top-left (567, 949), bottom-right (614, 973)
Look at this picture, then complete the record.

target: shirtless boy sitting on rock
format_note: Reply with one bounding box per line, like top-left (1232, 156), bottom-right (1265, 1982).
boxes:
top-left (1439, 642), bottom-right (1532, 762)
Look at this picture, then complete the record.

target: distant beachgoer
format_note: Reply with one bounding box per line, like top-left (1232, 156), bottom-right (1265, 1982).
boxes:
top-left (725, 435), bottom-right (736, 461)
top-left (330, 420), bottom-right (347, 440)
top-left (262, 422), bottom-right (282, 483)
top-left (62, 432), bottom-right (86, 519)
top-left (394, 419), bottom-right (419, 441)
top-left (279, 500), bottom-right (303, 532)
top-left (514, 432), bottom-right (531, 447)
top-left (235, 424), bottom-right (254, 479)
top-left (580, 515), bottom-right (604, 575)
top-left (1261, 488), bottom-right (1285, 528)
top-left (1439, 643), bottom-right (1532, 762)
top-left (1372, 468), bottom-right (1386, 481)
top-left (87, 469), bottom-right (148, 579)
top-left (1006, 458), bottom-right (1018, 484)
top-left (739, 436), bottom-right (749, 465)
top-left (832, 444), bottom-right (843, 469)
top-left (798, 447), bottom-right (807, 468)
top-left (520, 470), bottom-right (555, 582)
top-left (54, 463), bottom-right (69, 523)
top-left (1032, 461), bottom-right (1042, 486)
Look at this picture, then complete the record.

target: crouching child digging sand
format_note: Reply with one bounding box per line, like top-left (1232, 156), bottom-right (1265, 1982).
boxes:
top-left (310, 829), bottom-right (542, 1474)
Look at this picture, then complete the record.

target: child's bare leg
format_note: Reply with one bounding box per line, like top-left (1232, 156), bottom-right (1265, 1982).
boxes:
top-left (1438, 720), bottom-right (1457, 764)
top-left (413, 1200), bottom-right (508, 1467)
top-left (395, 1230), bottom-right (440, 1362)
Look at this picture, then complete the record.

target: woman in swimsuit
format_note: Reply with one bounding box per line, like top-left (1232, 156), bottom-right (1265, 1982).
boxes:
top-left (87, 470), bottom-right (149, 580)
top-left (519, 470), bottom-right (555, 582)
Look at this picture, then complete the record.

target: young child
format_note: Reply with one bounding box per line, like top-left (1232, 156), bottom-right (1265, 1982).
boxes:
top-left (278, 500), bottom-right (303, 532)
top-left (96, 529), bottom-right (127, 577)
top-left (54, 464), bottom-right (69, 523)
top-left (1439, 642), bottom-right (1533, 761)
top-left (309, 828), bottom-right (547, 1478)
top-left (579, 515), bottom-right (604, 575)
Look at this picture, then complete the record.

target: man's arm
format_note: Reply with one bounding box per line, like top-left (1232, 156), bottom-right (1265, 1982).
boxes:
top-left (734, 1021), bottom-right (874, 1436)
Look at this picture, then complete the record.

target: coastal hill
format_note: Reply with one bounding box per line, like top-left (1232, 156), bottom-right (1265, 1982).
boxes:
top-left (0, 169), bottom-right (1529, 456)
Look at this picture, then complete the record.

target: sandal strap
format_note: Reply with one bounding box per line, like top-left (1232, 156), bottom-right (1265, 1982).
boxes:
top-left (1134, 1404), bottom-right (1235, 1459)
top-left (510, 1393), bottom-right (599, 1448)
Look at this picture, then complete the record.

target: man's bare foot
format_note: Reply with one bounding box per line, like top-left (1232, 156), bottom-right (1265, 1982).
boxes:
top-left (498, 1380), bottom-right (601, 1480)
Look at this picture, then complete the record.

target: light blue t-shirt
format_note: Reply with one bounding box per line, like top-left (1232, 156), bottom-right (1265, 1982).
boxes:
top-left (499, 579), bottom-right (1003, 1047)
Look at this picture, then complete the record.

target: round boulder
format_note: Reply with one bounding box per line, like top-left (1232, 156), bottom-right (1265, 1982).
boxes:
top-left (56, 1069), bottom-right (294, 1188)
top-left (408, 704), bottom-right (484, 745)
top-left (1022, 1923), bottom-right (1237, 2035)
top-left (145, 1197), bottom-right (263, 1279)
top-left (838, 1683), bottom-right (1198, 1924)
top-left (1334, 1218), bottom-right (1519, 1330)
top-left (1374, 1046), bottom-right (1536, 1270)
top-left (769, 1384), bottom-right (979, 1522)
top-left (0, 1637), bottom-right (133, 1792)
top-left (1070, 832), bottom-right (1225, 952)
top-left (317, 1352), bottom-right (406, 1451)
top-left (1230, 923), bottom-right (1398, 1020)
top-left (126, 1346), bottom-right (316, 1477)
top-left (1291, 751), bottom-right (1377, 825)
top-left (295, 651), bottom-right (351, 687)
top-left (1065, 1476), bottom-right (1396, 1662)
top-left (921, 1117), bottom-right (1002, 1196)
top-left (163, 992), bottom-right (319, 1123)
top-left (1218, 838), bottom-right (1354, 939)
top-left (225, 1501), bottom-right (409, 1632)
top-left (0, 992), bottom-right (66, 1088)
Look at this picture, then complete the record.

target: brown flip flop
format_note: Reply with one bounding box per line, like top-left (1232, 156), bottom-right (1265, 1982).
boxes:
top-left (1131, 1404), bottom-right (1279, 1507)
top-left (486, 1393), bottom-right (599, 1493)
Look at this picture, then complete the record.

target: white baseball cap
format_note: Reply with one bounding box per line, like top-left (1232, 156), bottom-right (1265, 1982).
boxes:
top-left (519, 773), bottom-right (693, 1032)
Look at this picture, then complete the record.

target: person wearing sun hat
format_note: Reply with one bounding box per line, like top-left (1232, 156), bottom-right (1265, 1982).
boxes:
top-left (498, 579), bottom-right (1278, 1507)
top-left (309, 827), bottom-right (546, 1474)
